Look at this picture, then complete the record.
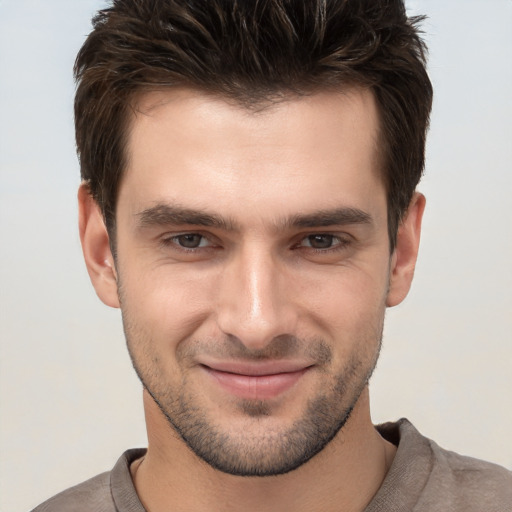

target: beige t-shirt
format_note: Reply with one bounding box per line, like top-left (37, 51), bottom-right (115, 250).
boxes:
top-left (32, 419), bottom-right (512, 512)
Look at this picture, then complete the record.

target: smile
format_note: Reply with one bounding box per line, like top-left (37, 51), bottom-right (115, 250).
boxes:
top-left (200, 361), bottom-right (314, 401)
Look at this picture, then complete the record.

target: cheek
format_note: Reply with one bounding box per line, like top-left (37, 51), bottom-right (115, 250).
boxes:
top-left (298, 258), bottom-right (388, 314)
top-left (119, 264), bottom-right (218, 345)
top-left (295, 264), bottom-right (388, 354)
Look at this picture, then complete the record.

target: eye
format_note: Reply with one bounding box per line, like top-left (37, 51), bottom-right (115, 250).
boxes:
top-left (177, 234), bottom-right (204, 248)
top-left (301, 234), bottom-right (341, 249)
top-left (163, 233), bottom-right (211, 249)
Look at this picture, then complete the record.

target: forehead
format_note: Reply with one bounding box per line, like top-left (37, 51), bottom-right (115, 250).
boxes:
top-left (119, 87), bottom-right (385, 226)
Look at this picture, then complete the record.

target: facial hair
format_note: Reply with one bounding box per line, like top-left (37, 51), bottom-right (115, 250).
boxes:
top-left (123, 317), bottom-right (383, 477)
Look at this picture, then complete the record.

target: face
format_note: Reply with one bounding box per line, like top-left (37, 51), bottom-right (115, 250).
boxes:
top-left (82, 88), bottom-right (421, 476)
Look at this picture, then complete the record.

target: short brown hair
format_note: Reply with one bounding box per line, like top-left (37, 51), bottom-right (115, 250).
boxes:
top-left (74, 0), bottom-right (433, 249)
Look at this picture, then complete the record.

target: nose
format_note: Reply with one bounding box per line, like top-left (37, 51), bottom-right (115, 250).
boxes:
top-left (215, 247), bottom-right (298, 351)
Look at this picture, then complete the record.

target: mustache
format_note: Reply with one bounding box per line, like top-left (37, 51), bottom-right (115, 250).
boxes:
top-left (177, 334), bottom-right (332, 365)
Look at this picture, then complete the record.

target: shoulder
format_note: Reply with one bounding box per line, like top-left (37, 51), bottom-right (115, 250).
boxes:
top-left (424, 438), bottom-right (512, 511)
top-left (378, 419), bottom-right (512, 512)
top-left (31, 471), bottom-right (114, 512)
top-left (31, 448), bottom-right (146, 512)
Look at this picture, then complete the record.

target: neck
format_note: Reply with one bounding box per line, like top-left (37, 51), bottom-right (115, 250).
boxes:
top-left (132, 388), bottom-right (396, 512)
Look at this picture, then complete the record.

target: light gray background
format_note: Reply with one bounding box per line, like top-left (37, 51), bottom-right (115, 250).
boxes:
top-left (1, 1), bottom-right (511, 511)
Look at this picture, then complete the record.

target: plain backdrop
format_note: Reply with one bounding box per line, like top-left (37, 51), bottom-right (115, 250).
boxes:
top-left (1, 1), bottom-right (511, 511)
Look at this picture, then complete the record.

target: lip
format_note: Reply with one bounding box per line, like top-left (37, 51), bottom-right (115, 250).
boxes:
top-left (200, 360), bottom-right (313, 400)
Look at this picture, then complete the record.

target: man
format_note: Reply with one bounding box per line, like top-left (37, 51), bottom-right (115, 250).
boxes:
top-left (33, 0), bottom-right (511, 511)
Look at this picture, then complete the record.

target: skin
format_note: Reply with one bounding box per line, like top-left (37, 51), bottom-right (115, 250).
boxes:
top-left (79, 88), bottom-right (425, 512)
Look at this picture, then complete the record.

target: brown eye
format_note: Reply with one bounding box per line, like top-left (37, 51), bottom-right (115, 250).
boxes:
top-left (176, 234), bottom-right (204, 248)
top-left (306, 234), bottom-right (335, 249)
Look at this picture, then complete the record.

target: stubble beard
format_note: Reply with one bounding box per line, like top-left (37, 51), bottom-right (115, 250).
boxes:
top-left (147, 356), bottom-right (377, 476)
top-left (122, 316), bottom-right (383, 477)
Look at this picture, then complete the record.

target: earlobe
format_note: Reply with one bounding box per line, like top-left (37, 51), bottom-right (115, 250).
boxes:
top-left (386, 192), bottom-right (426, 307)
top-left (78, 183), bottom-right (120, 308)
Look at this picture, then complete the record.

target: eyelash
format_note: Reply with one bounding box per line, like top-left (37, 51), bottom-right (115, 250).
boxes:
top-left (159, 232), bottom-right (218, 252)
top-left (295, 234), bottom-right (352, 253)
top-left (159, 232), bottom-right (352, 254)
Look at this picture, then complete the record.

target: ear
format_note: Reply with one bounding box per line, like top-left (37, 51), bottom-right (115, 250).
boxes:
top-left (386, 192), bottom-right (426, 307)
top-left (78, 183), bottom-right (120, 308)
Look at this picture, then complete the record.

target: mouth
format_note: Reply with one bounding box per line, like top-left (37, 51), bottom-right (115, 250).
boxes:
top-left (199, 360), bottom-right (314, 400)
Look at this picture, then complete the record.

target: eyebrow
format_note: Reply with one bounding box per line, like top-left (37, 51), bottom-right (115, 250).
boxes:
top-left (286, 208), bottom-right (373, 228)
top-left (136, 203), bottom-right (373, 231)
top-left (136, 204), bottom-right (238, 231)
